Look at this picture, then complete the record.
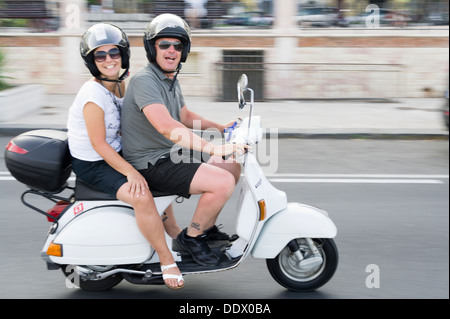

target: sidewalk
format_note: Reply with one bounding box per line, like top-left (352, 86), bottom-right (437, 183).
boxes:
top-left (0, 94), bottom-right (448, 139)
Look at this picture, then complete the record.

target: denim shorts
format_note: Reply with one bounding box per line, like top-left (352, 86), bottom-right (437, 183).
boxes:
top-left (71, 157), bottom-right (128, 197)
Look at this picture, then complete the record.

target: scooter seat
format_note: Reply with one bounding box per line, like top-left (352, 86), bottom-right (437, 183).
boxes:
top-left (74, 179), bottom-right (173, 200)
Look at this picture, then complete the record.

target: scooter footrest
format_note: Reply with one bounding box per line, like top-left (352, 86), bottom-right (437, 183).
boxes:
top-left (122, 272), bottom-right (165, 285)
top-left (177, 256), bottom-right (241, 273)
top-left (172, 239), bottom-right (232, 256)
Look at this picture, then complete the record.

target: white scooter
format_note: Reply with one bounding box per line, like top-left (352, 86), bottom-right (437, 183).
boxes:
top-left (5, 74), bottom-right (338, 292)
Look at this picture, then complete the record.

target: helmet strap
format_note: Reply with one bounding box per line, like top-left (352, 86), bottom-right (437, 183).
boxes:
top-left (169, 63), bottom-right (182, 92)
top-left (95, 67), bottom-right (129, 84)
top-left (152, 62), bottom-right (182, 93)
top-left (96, 67), bottom-right (129, 98)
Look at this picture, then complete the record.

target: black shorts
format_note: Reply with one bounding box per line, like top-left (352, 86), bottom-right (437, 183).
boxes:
top-left (138, 149), bottom-right (206, 199)
top-left (71, 157), bottom-right (128, 197)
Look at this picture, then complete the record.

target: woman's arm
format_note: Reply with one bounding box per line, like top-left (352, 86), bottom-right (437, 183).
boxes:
top-left (83, 102), bottom-right (148, 197)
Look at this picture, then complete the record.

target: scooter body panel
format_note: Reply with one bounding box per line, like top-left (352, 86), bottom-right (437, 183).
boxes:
top-left (240, 152), bottom-right (288, 217)
top-left (46, 205), bottom-right (153, 265)
top-left (234, 151), bottom-right (288, 246)
top-left (235, 182), bottom-right (258, 241)
top-left (251, 202), bottom-right (337, 259)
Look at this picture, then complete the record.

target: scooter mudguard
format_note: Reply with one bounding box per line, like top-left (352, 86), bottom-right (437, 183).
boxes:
top-left (251, 202), bottom-right (337, 259)
top-left (46, 206), bottom-right (153, 265)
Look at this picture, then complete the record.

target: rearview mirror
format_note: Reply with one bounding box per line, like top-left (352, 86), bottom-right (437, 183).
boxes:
top-left (237, 74), bottom-right (248, 109)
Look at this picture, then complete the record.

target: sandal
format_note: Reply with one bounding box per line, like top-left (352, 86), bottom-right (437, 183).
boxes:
top-left (161, 263), bottom-right (184, 290)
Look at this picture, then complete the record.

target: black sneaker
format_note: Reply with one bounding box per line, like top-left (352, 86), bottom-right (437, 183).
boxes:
top-left (177, 228), bottom-right (220, 267)
top-left (204, 224), bottom-right (239, 242)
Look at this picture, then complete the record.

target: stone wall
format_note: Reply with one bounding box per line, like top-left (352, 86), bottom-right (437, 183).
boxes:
top-left (0, 28), bottom-right (448, 99)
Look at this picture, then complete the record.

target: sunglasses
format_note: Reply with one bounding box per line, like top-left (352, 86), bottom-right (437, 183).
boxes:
top-left (157, 40), bottom-right (183, 52)
top-left (93, 48), bottom-right (121, 63)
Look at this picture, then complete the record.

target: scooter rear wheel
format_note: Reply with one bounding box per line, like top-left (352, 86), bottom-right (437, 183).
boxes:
top-left (266, 238), bottom-right (338, 292)
top-left (61, 265), bottom-right (123, 291)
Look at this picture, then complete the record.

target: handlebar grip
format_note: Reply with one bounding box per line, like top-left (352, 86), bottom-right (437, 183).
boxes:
top-left (223, 121), bottom-right (238, 133)
top-left (223, 121), bottom-right (238, 142)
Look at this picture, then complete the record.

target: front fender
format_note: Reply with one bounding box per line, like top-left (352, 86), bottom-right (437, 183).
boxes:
top-left (251, 203), bottom-right (337, 258)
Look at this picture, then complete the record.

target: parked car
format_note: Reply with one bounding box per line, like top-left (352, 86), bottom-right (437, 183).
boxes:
top-left (384, 10), bottom-right (411, 26)
top-left (223, 11), bottom-right (273, 27)
top-left (347, 8), bottom-right (410, 26)
top-left (296, 7), bottom-right (341, 27)
top-left (427, 12), bottom-right (449, 26)
top-left (443, 88), bottom-right (449, 130)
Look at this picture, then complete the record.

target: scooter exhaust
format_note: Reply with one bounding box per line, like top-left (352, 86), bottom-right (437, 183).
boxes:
top-left (74, 265), bottom-right (153, 280)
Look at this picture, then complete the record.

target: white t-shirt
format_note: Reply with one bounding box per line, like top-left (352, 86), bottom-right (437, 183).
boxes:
top-left (67, 80), bottom-right (123, 161)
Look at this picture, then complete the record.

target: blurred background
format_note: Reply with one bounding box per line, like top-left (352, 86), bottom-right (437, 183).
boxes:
top-left (0, 0), bottom-right (448, 102)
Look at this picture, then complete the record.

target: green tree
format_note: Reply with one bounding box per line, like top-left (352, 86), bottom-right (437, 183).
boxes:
top-left (0, 49), bottom-right (11, 91)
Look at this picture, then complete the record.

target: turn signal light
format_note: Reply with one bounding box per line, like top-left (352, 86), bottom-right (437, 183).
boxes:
top-left (47, 241), bottom-right (63, 257)
top-left (258, 200), bottom-right (266, 221)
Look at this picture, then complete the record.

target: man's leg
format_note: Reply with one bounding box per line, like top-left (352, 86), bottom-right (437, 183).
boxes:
top-left (162, 204), bottom-right (182, 239)
top-left (187, 163), bottom-right (236, 237)
top-left (207, 155), bottom-right (242, 185)
top-left (176, 163), bottom-right (236, 266)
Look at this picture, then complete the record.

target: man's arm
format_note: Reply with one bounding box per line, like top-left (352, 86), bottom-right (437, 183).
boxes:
top-left (180, 105), bottom-right (233, 132)
top-left (142, 103), bottom-right (247, 157)
top-left (143, 103), bottom-right (214, 153)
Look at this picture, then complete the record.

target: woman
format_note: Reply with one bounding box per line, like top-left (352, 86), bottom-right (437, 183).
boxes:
top-left (67, 23), bottom-right (183, 289)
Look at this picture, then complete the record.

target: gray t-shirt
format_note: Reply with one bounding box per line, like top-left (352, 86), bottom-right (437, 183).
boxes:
top-left (122, 63), bottom-right (185, 169)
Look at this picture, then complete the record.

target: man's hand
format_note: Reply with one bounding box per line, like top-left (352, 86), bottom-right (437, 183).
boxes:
top-left (207, 143), bottom-right (250, 157)
top-left (222, 120), bottom-right (237, 132)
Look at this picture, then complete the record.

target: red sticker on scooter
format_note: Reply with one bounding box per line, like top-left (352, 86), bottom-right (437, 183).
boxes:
top-left (74, 203), bottom-right (84, 215)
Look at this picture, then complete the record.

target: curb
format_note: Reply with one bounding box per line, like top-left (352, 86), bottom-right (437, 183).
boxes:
top-left (1, 125), bottom-right (448, 140)
top-left (273, 131), bottom-right (449, 140)
top-left (0, 126), bottom-right (66, 137)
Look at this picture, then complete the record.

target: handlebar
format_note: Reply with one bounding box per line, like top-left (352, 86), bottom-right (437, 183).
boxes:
top-left (223, 119), bottom-right (243, 142)
top-left (223, 121), bottom-right (238, 142)
top-left (224, 116), bottom-right (262, 146)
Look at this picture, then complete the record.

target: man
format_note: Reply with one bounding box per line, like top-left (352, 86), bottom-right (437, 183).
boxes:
top-left (122, 14), bottom-right (248, 267)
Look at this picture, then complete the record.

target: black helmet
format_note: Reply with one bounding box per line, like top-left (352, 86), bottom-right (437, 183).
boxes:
top-left (144, 14), bottom-right (191, 63)
top-left (80, 23), bottom-right (130, 80)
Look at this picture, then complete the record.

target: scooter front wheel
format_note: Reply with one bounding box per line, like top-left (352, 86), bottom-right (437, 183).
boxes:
top-left (266, 238), bottom-right (338, 292)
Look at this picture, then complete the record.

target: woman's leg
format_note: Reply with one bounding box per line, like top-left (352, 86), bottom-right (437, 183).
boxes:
top-left (116, 185), bottom-right (183, 288)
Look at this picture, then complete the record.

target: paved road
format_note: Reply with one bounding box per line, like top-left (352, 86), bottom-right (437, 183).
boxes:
top-left (0, 138), bottom-right (448, 300)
